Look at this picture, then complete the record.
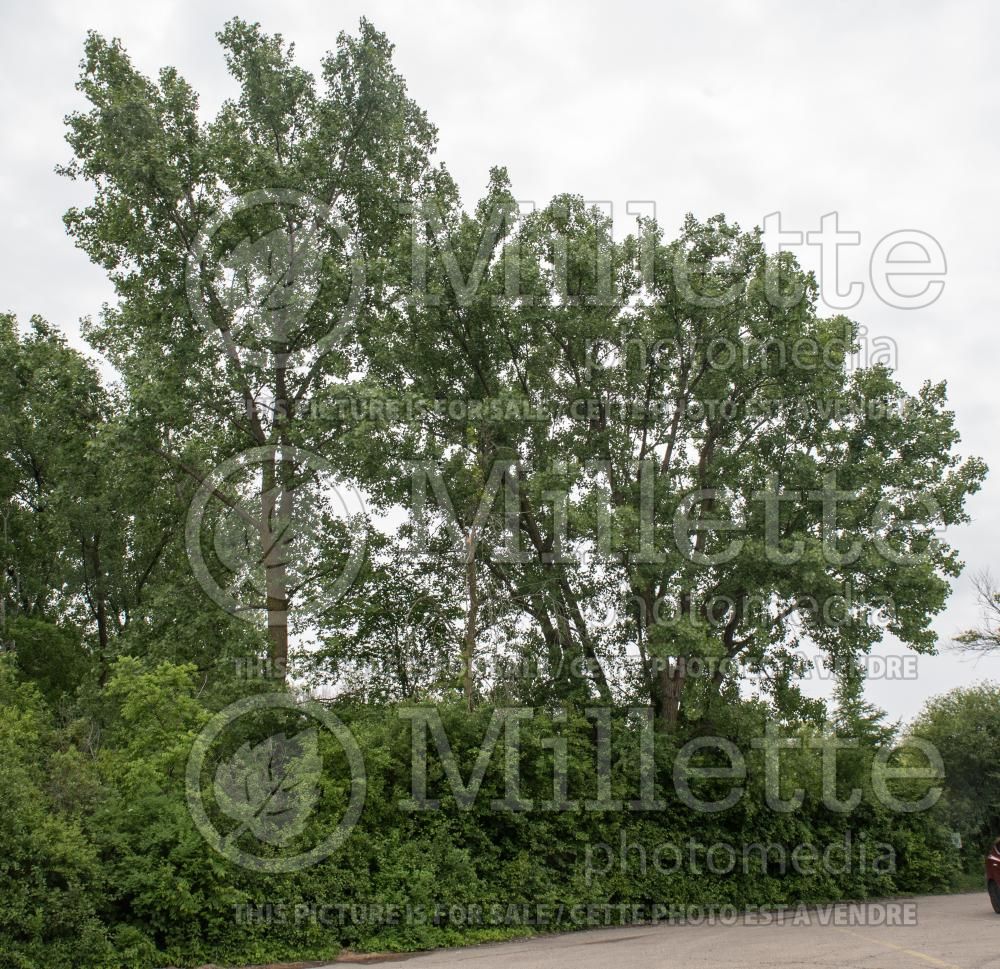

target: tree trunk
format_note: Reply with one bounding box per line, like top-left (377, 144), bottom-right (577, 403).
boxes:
top-left (557, 575), bottom-right (611, 702)
top-left (658, 659), bottom-right (685, 730)
top-left (462, 528), bottom-right (478, 710)
top-left (85, 535), bottom-right (108, 658)
top-left (261, 455), bottom-right (290, 681)
top-left (89, 535), bottom-right (111, 685)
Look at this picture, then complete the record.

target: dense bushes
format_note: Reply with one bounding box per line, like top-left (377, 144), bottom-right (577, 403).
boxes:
top-left (0, 655), bottom-right (964, 968)
top-left (910, 682), bottom-right (1000, 872)
top-left (0, 666), bottom-right (113, 967)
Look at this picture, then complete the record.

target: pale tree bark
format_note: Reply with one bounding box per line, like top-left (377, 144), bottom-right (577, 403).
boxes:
top-left (659, 660), bottom-right (686, 729)
top-left (462, 527), bottom-right (478, 711)
top-left (260, 452), bottom-right (292, 680)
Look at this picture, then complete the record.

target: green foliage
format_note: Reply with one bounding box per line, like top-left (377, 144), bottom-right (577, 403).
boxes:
top-left (0, 662), bottom-right (113, 969)
top-left (0, 16), bottom-right (989, 969)
top-left (55, 17), bottom-right (985, 712)
top-left (911, 682), bottom-right (1000, 869)
top-left (6, 618), bottom-right (93, 706)
top-left (0, 314), bottom-right (212, 679)
top-left (0, 658), bottom-right (962, 966)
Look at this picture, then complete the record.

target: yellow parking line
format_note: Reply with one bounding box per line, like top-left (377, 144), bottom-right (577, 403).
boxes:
top-left (836, 928), bottom-right (962, 969)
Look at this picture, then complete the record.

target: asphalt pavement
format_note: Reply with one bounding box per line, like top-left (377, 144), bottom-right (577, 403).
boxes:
top-left (328, 893), bottom-right (998, 969)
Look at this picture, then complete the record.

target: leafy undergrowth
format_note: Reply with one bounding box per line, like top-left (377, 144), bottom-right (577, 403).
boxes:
top-left (0, 658), bottom-right (974, 968)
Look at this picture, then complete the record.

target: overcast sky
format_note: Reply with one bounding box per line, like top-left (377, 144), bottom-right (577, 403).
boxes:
top-left (2, 0), bottom-right (998, 720)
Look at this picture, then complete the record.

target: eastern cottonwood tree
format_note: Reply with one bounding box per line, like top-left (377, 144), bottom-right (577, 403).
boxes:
top-left (361, 191), bottom-right (985, 724)
top-left (573, 214), bottom-right (986, 726)
top-left (60, 22), bottom-right (984, 718)
top-left (62, 20), bottom-right (436, 673)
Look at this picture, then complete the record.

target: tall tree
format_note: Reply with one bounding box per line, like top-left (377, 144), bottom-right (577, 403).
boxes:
top-left (363, 199), bottom-right (985, 723)
top-left (551, 213), bottom-right (985, 725)
top-left (62, 20), bottom-right (437, 672)
top-left (0, 315), bottom-right (178, 676)
top-left (0, 315), bottom-right (102, 629)
top-left (355, 174), bottom-right (624, 704)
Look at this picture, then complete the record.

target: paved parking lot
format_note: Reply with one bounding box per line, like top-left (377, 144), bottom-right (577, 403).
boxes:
top-left (330, 893), bottom-right (998, 969)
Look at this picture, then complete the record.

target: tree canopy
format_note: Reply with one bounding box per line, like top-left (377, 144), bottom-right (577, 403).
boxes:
top-left (0, 17), bottom-right (983, 727)
top-left (0, 17), bottom-right (992, 968)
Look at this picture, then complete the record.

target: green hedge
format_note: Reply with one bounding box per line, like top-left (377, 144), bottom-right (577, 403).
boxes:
top-left (0, 658), bottom-right (959, 968)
